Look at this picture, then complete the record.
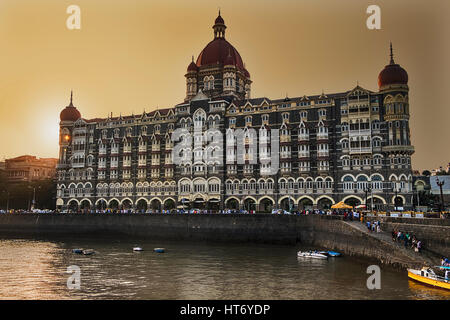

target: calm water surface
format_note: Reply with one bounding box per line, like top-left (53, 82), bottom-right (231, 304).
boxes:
top-left (0, 236), bottom-right (448, 300)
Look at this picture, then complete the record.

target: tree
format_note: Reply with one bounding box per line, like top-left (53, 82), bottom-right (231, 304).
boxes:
top-left (0, 179), bottom-right (56, 210)
top-left (412, 191), bottom-right (438, 208)
top-left (421, 170), bottom-right (431, 176)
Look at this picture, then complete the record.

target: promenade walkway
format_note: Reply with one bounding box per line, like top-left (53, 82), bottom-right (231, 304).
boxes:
top-left (344, 220), bottom-right (441, 268)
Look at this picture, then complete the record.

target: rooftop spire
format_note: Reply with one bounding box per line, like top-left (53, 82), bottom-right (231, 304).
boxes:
top-left (390, 42), bottom-right (395, 64)
top-left (68, 90), bottom-right (74, 107)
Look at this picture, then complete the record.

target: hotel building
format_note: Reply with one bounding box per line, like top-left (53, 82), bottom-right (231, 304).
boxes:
top-left (56, 13), bottom-right (415, 212)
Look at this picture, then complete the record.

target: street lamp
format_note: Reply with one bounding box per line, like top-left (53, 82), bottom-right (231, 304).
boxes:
top-left (393, 184), bottom-right (399, 212)
top-left (28, 185), bottom-right (41, 211)
top-left (364, 185), bottom-right (372, 212)
top-left (2, 190), bottom-right (9, 213)
top-left (436, 177), bottom-right (445, 217)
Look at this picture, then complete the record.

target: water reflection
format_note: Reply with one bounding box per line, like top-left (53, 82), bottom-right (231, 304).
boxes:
top-left (408, 280), bottom-right (450, 300)
top-left (0, 237), bottom-right (448, 300)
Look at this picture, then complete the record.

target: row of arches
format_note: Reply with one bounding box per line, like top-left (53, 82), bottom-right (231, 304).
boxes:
top-left (225, 177), bottom-right (335, 195)
top-left (62, 193), bottom-right (406, 213)
top-left (178, 177), bottom-right (221, 194)
top-left (65, 197), bottom-right (177, 212)
top-left (224, 194), bottom-right (402, 212)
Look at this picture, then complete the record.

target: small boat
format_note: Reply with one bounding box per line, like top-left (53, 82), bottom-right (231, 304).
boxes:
top-left (154, 248), bottom-right (165, 253)
top-left (297, 251), bottom-right (328, 259)
top-left (72, 248), bottom-right (83, 254)
top-left (133, 247), bottom-right (143, 252)
top-left (407, 267), bottom-right (450, 290)
top-left (318, 251), bottom-right (341, 257)
top-left (327, 251), bottom-right (342, 257)
top-left (82, 249), bottom-right (95, 255)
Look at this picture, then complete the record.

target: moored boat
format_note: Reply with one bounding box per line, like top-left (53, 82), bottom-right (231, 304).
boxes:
top-left (327, 251), bottom-right (341, 257)
top-left (319, 251), bottom-right (342, 257)
top-left (82, 249), bottom-right (95, 255)
top-left (297, 251), bottom-right (328, 259)
top-left (407, 267), bottom-right (450, 290)
top-left (72, 248), bottom-right (83, 254)
top-left (154, 248), bottom-right (165, 253)
top-left (133, 247), bottom-right (143, 252)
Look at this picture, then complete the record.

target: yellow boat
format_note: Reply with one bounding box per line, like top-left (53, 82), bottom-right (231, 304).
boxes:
top-left (407, 267), bottom-right (450, 290)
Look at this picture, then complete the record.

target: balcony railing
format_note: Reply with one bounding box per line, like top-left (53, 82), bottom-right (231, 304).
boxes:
top-left (298, 151), bottom-right (310, 158)
top-left (298, 134), bottom-right (309, 141)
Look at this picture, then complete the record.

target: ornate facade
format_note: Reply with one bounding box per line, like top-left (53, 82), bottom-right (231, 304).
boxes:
top-left (56, 13), bottom-right (415, 212)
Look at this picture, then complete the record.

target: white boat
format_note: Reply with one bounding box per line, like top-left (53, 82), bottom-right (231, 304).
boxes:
top-left (297, 251), bottom-right (328, 259)
top-left (82, 249), bottom-right (95, 255)
top-left (133, 247), bottom-right (143, 252)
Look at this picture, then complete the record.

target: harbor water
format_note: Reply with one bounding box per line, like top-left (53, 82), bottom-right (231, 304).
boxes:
top-left (0, 236), bottom-right (448, 300)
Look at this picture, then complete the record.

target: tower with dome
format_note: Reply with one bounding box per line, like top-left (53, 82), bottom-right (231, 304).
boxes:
top-left (185, 12), bottom-right (252, 102)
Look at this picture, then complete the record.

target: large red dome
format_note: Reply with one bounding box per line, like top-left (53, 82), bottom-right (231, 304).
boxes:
top-left (196, 38), bottom-right (245, 70)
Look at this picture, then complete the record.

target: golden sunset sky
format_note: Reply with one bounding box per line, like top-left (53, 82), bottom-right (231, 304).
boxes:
top-left (0, 0), bottom-right (448, 171)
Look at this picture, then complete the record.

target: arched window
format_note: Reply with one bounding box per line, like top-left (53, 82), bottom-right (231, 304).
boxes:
top-left (371, 175), bottom-right (383, 190)
top-left (356, 176), bottom-right (368, 190)
top-left (343, 176), bottom-right (354, 191)
top-left (194, 109), bottom-right (206, 128)
top-left (341, 139), bottom-right (349, 149)
top-left (341, 122), bottom-right (349, 132)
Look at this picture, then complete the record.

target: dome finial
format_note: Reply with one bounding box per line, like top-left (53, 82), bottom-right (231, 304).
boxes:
top-left (70, 90), bottom-right (73, 105)
top-left (390, 42), bottom-right (395, 64)
top-left (213, 10), bottom-right (226, 39)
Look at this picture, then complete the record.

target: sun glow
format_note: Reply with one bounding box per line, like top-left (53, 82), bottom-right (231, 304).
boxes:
top-left (31, 109), bottom-right (60, 158)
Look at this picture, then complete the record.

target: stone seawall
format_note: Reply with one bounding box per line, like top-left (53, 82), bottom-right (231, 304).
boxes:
top-left (0, 213), bottom-right (445, 269)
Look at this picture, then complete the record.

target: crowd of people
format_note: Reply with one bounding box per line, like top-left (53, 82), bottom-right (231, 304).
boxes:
top-left (1, 208), bottom-right (370, 216)
top-left (366, 220), bottom-right (381, 233)
top-left (391, 229), bottom-right (423, 252)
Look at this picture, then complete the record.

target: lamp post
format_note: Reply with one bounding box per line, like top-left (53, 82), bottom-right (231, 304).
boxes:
top-left (436, 177), bottom-right (445, 217)
top-left (2, 190), bottom-right (9, 213)
top-left (28, 185), bottom-right (41, 211)
top-left (393, 185), bottom-right (398, 211)
top-left (371, 187), bottom-right (374, 214)
top-left (364, 185), bottom-right (372, 212)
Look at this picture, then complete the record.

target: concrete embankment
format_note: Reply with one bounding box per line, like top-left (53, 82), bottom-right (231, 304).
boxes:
top-left (0, 213), bottom-right (445, 269)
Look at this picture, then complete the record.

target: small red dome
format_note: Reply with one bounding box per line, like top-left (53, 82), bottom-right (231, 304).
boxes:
top-left (187, 60), bottom-right (198, 72)
top-left (60, 105), bottom-right (81, 122)
top-left (243, 68), bottom-right (250, 78)
top-left (60, 94), bottom-right (81, 122)
top-left (378, 63), bottom-right (408, 88)
top-left (378, 44), bottom-right (408, 89)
